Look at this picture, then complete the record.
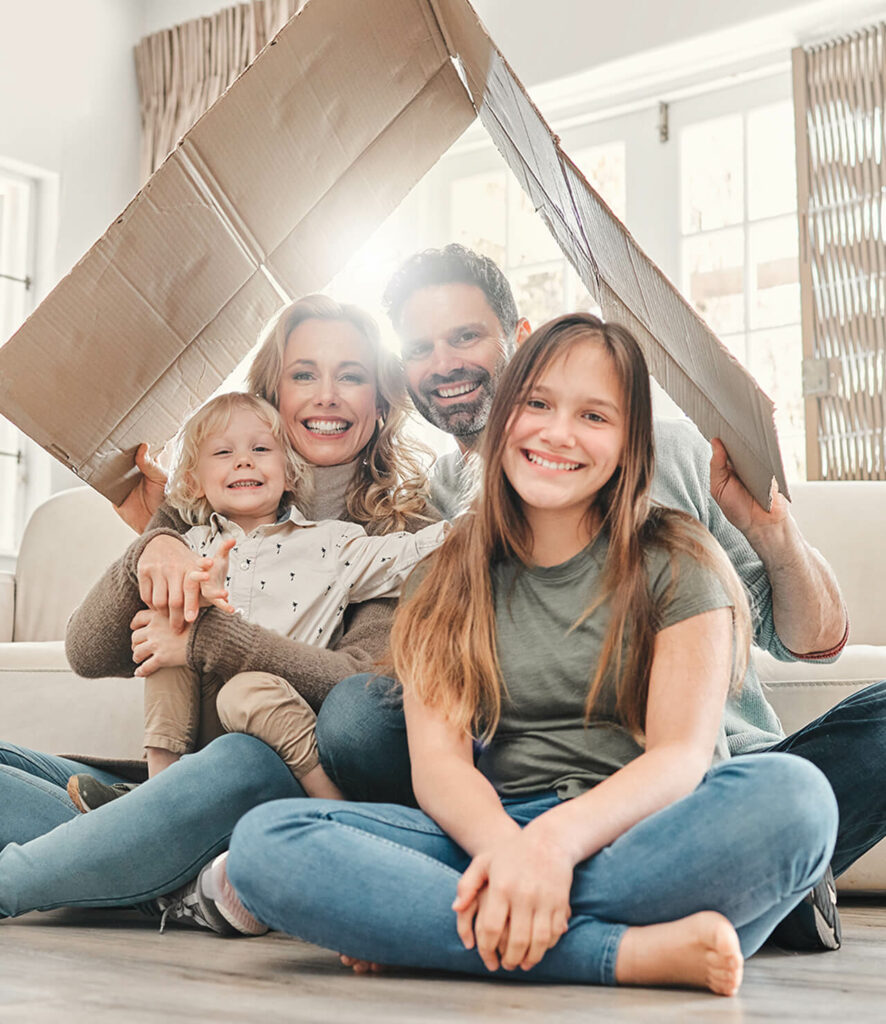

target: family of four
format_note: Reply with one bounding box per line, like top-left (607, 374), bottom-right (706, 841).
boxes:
top-left (0, 245), bottom-right (884, 999)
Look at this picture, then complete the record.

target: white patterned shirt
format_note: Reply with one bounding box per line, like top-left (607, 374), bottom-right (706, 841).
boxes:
top-left (185, 506), bottom-right (446, 647)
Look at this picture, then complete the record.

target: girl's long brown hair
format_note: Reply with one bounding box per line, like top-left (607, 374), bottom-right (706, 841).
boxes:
top-left (390, 314), bottom-right (751, 740)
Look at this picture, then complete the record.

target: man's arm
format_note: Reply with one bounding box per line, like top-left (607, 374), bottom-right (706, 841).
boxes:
top-left (652, 419), bottom-right (846, 659)
top-left (709, 438), bottom-right (847, 657)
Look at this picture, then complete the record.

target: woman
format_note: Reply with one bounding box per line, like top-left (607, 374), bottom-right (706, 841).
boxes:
top-left (0, 296), bottom-right (432, 907)
top-left (223, 315), bottom-right (837, 994)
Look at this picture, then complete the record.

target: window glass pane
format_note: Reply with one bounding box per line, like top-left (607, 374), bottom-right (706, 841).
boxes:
top-left (450, 171), bottom-right (507, 268)
top-left (747, 325), bottom-right (805, 479)
top-left (0, 178), bottom-right (32, 345)
top-left (680, 114), bottom-right (743, 233)
top-left (571, 141), bottom-right (627, 221)
top-left (718, 331), bottom-right (748, 364)
top-left (565, 264), bottom-right (601, 317)
top-left (0, 417), bottom-right (20, 551)
top-left (748, 102), bottom-right (797, 220)
top-left (0, 173), bottom-right (33, 553)
top-left (749, 216), bottom-right (799, 330)
top-left (510, 262), bottom-right (565, 326)
top-left (507, 184), bottom-right (564, 267)
top-left (682, 227), bottom-right (745, 335)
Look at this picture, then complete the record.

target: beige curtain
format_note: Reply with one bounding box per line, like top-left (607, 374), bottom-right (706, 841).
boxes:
top-left (134, 0), bottom-right (307, 182)
top-left (793, 25), bottom-right (886, 480)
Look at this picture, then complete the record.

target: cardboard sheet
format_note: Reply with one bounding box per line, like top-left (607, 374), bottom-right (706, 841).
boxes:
top-left (0, 0), bottom-right (785, 507)
top-left (431, 0), bottom-right (787, 504)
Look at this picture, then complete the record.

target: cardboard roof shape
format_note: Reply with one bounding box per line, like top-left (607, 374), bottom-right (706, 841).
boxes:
top-left (0, 0), bottom-right (787, 508)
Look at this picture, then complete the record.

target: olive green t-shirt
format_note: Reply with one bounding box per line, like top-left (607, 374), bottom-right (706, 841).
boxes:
top-left (479, 532), bottom-right (732, 800)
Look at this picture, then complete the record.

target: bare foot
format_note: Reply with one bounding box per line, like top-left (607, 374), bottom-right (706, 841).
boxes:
top-left (615, 911), bottom-right (743, 997)
top-left (339, 954), bottom-right (387, 975)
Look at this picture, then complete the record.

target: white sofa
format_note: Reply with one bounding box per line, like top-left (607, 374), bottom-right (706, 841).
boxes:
top-left (0, 482), bottom-right (884, 890)
top-left (0, 486), bottom-right (143, 757)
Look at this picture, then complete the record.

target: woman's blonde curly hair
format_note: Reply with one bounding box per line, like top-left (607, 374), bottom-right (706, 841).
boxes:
top-left (248, 294), bottom-right (432, 535)
top-left (166, 392), bottom-right (307, 526)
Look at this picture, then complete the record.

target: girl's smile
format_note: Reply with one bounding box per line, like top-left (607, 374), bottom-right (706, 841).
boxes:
top-left (502, 339), bottom-right (625, 562)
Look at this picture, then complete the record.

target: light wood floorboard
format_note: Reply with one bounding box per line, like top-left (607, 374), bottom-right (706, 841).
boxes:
top-left (0, 901), bottom-right (883, 1022)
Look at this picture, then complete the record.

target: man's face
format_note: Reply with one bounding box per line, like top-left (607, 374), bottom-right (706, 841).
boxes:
top-left (397, 283), bottom-right (510, 444)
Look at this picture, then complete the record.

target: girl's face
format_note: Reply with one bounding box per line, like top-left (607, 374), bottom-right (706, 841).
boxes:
top-left (502, 339), bottom-right (626, 546)
top-left (276, 318), bottom-right (380, 467)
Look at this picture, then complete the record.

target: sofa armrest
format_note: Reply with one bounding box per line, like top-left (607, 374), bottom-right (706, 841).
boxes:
top-left (0, 640), bottom-right (144, 758)
top-left (755, 644), bottom-right (886, 737)
top-left (0, 571), bottom-right (13, 642)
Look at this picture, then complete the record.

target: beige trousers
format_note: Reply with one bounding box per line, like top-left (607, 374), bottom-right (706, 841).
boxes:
top-left (143, 668), bottom-right (319, 779)
top-left (143, 666), bottom-right (225, 756)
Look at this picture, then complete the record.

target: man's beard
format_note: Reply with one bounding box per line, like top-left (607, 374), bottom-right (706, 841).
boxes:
top-left (408, 359), bottom-right (506, 444)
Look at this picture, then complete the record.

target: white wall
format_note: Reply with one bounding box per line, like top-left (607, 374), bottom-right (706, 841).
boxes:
top-left (475, 0), bottom-right (886, 85)
top-left (140, 0), bottom-right (886, 88)
top-left (0, 1), bottom-right (145, 494)
top-left (0, 0), bottom-right (143, 285)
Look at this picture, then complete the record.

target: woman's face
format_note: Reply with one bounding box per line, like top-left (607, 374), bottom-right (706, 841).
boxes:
top-left (502, 339), bottom-right (626, 540)
top-left (276, 318), bottom-right (380, 467)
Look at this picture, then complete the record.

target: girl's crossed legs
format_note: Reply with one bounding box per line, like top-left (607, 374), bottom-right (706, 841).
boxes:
top-left (227, 752), bottom-right (837, 988)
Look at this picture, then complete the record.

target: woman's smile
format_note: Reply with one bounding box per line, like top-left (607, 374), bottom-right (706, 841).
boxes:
top-left (276, 317), bottom-right (380, 467)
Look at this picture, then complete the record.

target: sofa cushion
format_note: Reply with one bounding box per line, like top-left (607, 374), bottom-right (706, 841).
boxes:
top-left (14, 487), bottom-right (134, 642)
top-left (0, 641), bottom-right (144, 758)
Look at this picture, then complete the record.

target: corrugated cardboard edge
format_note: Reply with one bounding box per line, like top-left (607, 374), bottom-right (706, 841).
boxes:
top-left (430, 0), bottom-right (788, 507)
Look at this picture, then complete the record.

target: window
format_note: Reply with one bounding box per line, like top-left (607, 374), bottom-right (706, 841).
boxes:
top-left (432, 70), bottom-right (803, 476)
top-left (680, 101), bottom-right (803, 477)
top-left (448, 141), bottom-right (626, 326)
top-left (0, 169), bottom-right (37, 555)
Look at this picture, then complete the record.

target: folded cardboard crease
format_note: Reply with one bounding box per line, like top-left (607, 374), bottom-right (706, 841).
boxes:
top-left (0, 0), bottom-right (786, 508)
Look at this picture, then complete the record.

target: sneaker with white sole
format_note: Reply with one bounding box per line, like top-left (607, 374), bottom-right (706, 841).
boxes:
top-left (156, 853), bottom-right (268, 937)
top-left (770, 863), bottom-right (841, 951)
top-left (67, 774), bottom-right (140, 813)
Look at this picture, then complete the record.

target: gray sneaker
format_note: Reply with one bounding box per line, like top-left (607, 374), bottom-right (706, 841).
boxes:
top-left (157, 855), bottom-right (268, 937)
top-left (770, 863), bottom-right (841, 951)
top-left (67, 774), bottom-right (140, 813)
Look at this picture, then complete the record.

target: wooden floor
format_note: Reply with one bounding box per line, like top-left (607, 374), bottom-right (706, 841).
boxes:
top-left (1, 901), bottom-right (884, 1022)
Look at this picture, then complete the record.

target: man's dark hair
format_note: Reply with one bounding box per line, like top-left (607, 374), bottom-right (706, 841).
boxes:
top-left (383, 243), bottom-right (519, 339)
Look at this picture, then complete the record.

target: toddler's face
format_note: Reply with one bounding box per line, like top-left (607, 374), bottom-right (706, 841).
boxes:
top-left (195, 406), bottom-right (287, 532)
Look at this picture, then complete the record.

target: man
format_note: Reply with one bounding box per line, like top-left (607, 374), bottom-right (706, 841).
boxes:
top-left (317, 244), bottom-right (885, 952)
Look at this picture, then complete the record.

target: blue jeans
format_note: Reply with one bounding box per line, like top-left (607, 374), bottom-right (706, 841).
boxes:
top-left (0, 733), bottom-right (303, 916)
top-left (228, 754), bottom-right (837, 983)
top-left (318, 674), bottom-right (886, 877)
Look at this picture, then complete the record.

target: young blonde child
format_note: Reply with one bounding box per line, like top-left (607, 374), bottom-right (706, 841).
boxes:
top-left (68, 392), bottom-right (445, 808)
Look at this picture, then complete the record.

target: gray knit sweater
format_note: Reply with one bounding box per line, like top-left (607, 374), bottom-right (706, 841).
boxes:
top-left (65, 462), bottom-right (422, 713)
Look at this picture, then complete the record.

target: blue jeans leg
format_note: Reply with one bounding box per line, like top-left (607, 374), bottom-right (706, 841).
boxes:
top-left (764, 679), bottom-right (886, 877)
top-left (0, 743), bottom-right (131, 847)
top-left (316, 673), bottom-right (414, 805)
top-left (228, 752), bottom-right (837, 983)
top-left (0, 733), bottom-right (303, 917)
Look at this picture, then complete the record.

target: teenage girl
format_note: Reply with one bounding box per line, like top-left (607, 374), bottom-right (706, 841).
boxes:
top-left (219, 314), bottom-right (837, 994)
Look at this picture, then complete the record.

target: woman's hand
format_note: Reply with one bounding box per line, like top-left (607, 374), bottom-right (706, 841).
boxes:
top-left (131, 608), bottom-right (191, 676)
top-left (137, 536), bottom-right (235, 630)
top-left (452, 828), bottom-right (573, 973)
top-left (114, 444), bottom-right (168, 534)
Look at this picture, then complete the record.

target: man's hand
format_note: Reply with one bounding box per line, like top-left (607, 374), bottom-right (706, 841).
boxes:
top-left (131, 608), bottom-right (190, 676)
top-left (114, 444), bottom-right (168, 534)
top-left (710, 437), bottom-right (789, 540)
